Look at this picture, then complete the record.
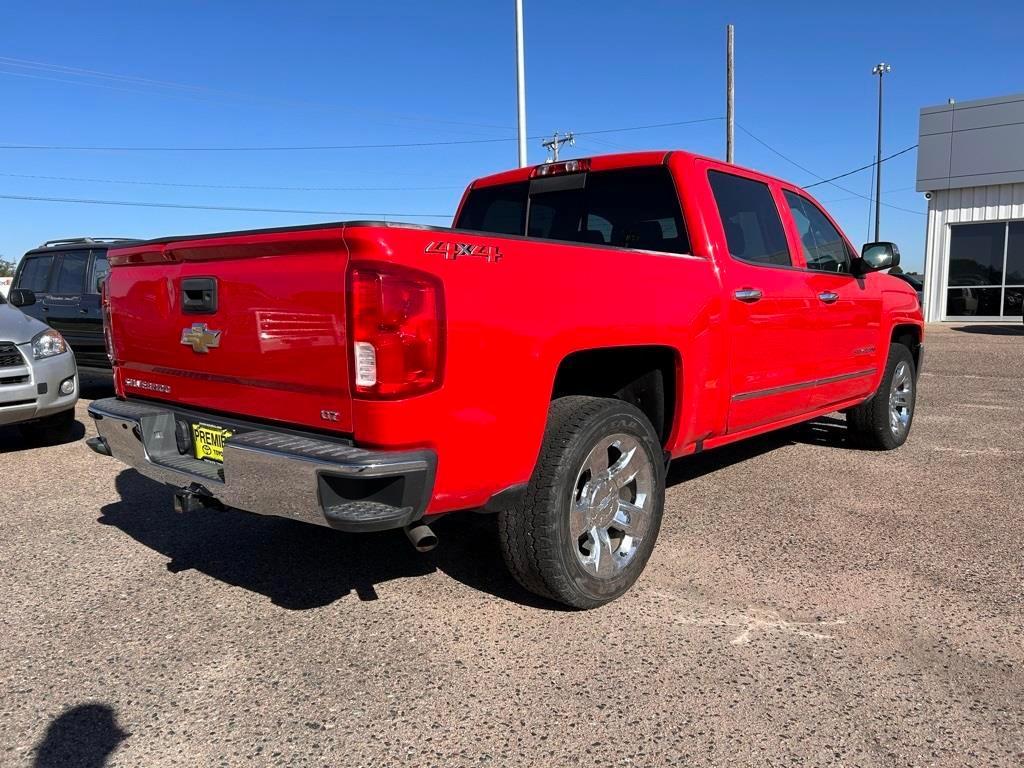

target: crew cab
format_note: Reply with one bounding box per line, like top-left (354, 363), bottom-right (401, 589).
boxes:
top-left (86, 151), bottom-right (923, 608)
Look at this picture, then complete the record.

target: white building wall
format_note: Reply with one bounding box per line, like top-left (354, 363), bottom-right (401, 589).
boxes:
top-left (922, 182), bottom-right (1024, 321)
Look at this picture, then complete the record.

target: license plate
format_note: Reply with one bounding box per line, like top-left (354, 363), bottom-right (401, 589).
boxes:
top-left (192, 423), bottom-right (233, 463)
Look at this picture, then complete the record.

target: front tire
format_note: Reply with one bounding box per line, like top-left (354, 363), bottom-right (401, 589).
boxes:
top-left (498, 396), bottom-right (665, 609)
top-left (847, 343), bottom-right (916, 450)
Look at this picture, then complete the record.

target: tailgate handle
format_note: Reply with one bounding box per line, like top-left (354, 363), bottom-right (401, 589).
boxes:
top-left (181, 277), bottom-right (218, 314)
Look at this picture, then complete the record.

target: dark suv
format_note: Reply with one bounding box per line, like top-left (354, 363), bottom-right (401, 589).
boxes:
top-left (10, 238), bottom-right (140, 371)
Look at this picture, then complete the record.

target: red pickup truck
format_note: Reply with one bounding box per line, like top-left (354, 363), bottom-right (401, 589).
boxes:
top-left (87, 151), bottom-right (923, 608)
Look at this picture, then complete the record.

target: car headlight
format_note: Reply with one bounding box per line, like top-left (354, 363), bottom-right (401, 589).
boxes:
top-left (32, 329), bottom-right (68, 359)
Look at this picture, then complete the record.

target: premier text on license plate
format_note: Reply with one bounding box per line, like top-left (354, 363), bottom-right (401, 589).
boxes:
top-left (192, 423), bottom-right (233, 463)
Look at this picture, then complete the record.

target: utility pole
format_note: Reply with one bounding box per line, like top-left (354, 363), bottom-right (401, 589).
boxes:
top-left (726, 24), bottom-right (735, 163)
top-left (514, 0), bottom-right (528, 168)
top-left (871, 62), bottom-right (891, 241)
top-left (542, 132), bottom-right (575, 162)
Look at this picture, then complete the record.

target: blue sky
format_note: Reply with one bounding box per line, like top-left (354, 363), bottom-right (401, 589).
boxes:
top-left (1, 1), bottom-right (1021, 272)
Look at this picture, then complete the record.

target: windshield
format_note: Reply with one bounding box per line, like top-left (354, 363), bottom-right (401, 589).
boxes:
top-left (456, 167), bottom-right (690, 254)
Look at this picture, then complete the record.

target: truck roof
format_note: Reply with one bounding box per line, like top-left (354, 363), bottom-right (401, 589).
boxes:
top-left (469, 149), bottom-right (800, 191)
top-left (108, 150), bottom-right (812, 255)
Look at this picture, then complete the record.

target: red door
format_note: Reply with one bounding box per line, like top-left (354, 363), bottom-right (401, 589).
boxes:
top-left (778, 189), bottom-right (882, 410)
top-left (704, 167), bottom-right (819, 433)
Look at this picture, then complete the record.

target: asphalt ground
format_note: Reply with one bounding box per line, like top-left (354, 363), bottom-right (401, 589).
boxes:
top-left (2, 323), bottom-right (1022, 767)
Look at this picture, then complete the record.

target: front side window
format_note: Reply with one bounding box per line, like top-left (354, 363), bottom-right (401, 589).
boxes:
top-left (783, 191), bottom-right (852, 273)
top-left (456, 167), bottom-right (690, 254)
top-left (52, 251), bottom-right (89, 294)
top-left (17, 255), bottom-right (55, 293)
top-left (708, 171), bottom-right (791, 267)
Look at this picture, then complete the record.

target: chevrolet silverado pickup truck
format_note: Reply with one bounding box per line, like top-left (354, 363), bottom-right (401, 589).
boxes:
top-left (87, 151), bottom-right (923, 609)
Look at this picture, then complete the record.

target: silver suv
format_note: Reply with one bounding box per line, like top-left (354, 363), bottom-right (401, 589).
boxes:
top-left (0, 289), bottom-right (79, 441)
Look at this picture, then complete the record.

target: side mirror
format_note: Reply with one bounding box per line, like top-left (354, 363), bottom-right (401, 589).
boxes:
top-left (8, 288), bottom-right (36, 307)
top-left (859, 241), bottom-right (900, 273)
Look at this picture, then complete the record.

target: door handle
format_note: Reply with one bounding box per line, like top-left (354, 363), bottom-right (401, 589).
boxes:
top-left (80, 308), bottom-right (90, 314)
top-left (818, 291), bottom-right (839, 304)
top-left (734, 288), bottom-right (762, 303)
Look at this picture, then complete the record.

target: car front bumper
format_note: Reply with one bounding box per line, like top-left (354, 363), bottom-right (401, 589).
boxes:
top-left (86, 397), bottom-right (436, 532)
top-left (0, 347), bottom-right (79, 426)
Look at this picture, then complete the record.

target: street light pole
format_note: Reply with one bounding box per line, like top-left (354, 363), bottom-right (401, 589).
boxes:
top-left (871, 62), bottom-right (891, 242)
top-left (726, 24), bottom-right (734, 163)
top-left (514, 0), bottom-right (528, 168)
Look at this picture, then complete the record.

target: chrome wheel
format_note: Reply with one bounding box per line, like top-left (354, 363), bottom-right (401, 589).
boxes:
top-left (570, 434), bottom-right (655, 579)
top-left (888, 360), bottom-right (913, 440)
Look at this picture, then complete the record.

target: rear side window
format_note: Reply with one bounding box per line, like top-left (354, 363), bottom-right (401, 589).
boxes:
top-left (17, 255), bottom-right (55, 292)
top-left (456, 167), bottom-right (690, 254)
top-left (53, 251), bottom-right (89, 294)
top-left (456, 182), bottom-right (528, 236)
top-left (783, 191), bottom-right (852, 273)
top-left (708, 170), bottom-right (791, 267)
top-left (577, 168), bottom-right (689, 252)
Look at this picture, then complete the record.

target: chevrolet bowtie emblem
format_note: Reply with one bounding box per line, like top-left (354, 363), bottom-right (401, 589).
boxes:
top-left (180, 323), bottom-right (222, 354)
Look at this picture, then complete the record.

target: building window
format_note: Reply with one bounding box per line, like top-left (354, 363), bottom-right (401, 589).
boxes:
top-left (946, 221), bottom-right (1024, 318)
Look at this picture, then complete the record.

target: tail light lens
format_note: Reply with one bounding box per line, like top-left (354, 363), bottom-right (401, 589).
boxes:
top-left (348, 264), bottom-right (444, 399)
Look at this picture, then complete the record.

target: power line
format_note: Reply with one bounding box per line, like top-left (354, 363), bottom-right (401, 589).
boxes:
top-left (802, 145), bottom-right (917, 189)
top-left (736, 124), bottom-right (923, 216)
top-left (818, 186), bottom-right (914, 205)
top-left (575, 117), bottom-right (723, 136)
top-left (0, 117), bottom-right (724, 153)
top-left (0, 56), bottom-right (512, 132)
top-left (0, 193), bottom-right (450, 218)
top-left (0, 171), bottom-right (461, 192)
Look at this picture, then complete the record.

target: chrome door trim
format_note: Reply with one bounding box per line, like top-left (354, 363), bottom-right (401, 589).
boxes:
top-left (732, 368), bottom-right (877, 402)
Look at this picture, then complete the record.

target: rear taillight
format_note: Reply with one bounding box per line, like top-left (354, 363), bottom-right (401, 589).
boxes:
top-left (347, 264), bottom-right (443, 399)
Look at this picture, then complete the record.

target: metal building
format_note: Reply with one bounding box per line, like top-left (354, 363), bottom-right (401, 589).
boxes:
top-left (916, 92), bottom-right (1024, 322)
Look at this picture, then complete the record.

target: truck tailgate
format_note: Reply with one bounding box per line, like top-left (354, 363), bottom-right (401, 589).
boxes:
top-left (107, 226), bottom-right (353, 433)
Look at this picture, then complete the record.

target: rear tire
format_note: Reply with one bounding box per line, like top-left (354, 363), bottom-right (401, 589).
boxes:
top-left (847, 343), bottom-right (916, 450)
top-left (498, 396), bottom-right (665, 609)
top-left (19, 409), bottom-right (76, 445)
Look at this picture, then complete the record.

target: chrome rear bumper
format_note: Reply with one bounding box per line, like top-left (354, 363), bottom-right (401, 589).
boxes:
top-left (87, 397), bottom-right (435, 532)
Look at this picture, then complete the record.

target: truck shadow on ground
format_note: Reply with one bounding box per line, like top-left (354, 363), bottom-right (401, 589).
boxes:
top-left (98, 469), bottom-right (558, 611)
top-left (98, 418), bottom-right (848, 612)
top-left (666, 416), bottom-right (851, 485)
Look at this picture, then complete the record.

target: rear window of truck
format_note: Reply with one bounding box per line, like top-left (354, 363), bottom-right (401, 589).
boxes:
top-left (457, 167), bottom-right (689, 254)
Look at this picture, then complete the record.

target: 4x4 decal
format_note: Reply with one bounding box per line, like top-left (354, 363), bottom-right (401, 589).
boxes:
top-left (425, 240), bottom-right (503, 263)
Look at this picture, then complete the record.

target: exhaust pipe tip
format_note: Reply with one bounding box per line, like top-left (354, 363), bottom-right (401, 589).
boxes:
top-left (86, 436), bottom-right (111, 457)
top-left (405, 522), bottom-right (438, 553)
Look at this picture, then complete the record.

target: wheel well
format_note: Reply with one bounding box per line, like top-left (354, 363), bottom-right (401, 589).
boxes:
top-left (891, 324), bottom-right (922, 370)
top-left (552, 346), bottom-right (677, 443)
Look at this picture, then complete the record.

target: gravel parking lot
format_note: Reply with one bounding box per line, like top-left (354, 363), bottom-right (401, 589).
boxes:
top-left (2, 323), bottom-right (1022, 767)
